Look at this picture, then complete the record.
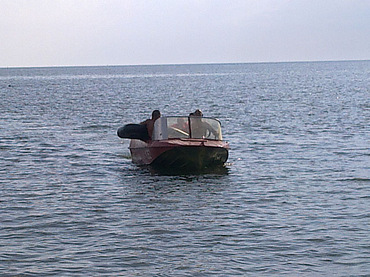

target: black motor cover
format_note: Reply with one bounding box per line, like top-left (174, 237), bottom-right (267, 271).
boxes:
top-left (117, 124), bottom-right (150, 141)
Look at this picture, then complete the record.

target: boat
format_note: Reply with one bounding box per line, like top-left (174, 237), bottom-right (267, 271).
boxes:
top-left (117, 116), bottom-right (229, 172)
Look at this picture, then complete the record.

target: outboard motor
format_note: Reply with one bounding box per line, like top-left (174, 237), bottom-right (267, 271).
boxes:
top-left (117, 124), bottom-right (150, 141)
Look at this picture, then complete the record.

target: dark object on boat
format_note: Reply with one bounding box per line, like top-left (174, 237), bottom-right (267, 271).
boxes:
top-left (117, 124), bottom-right (149, 141)
top-left (117, 116), bottom-right (229, 172)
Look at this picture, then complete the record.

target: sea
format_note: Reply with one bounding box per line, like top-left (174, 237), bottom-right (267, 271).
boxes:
top-left (0, 61), bottom-right (369, 276)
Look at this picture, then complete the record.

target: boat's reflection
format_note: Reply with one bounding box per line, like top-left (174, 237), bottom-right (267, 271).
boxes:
top-left (145, 164), bottom-right (230, 176)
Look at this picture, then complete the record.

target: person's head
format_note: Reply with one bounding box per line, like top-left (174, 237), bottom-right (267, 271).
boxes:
top-left (152, 110), bottom-right (161, 120)
top-left (194, 109), bottom-right (203, 117)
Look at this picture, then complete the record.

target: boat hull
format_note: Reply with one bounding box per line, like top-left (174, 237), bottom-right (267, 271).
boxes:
top-left (129, 139), bottom-right (229, 171)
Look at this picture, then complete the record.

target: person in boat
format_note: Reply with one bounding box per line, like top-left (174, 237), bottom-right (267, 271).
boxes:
top-left (194, 109), bottom-right (203, 117)
top-left (171, 117), bottom-right (188, 131)
top-left (188, 109), bottom-right (202, 117)
top-left (189, 109), bottom-right (219, 139)
top-left (188, 109), bottom-right (203, 117)
top-left (140, 110), bottom-right (161, 140)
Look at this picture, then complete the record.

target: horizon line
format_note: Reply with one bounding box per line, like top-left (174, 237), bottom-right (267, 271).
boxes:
top-left (1, 58), bottom-right (369, 70)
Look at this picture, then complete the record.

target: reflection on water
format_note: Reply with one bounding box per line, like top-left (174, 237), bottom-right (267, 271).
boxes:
top-left (147, 164), bottom-right (230, 176)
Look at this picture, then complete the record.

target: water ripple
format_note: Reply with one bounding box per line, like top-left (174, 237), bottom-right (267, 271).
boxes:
top-left (1, 62), bottom-right (369, 276)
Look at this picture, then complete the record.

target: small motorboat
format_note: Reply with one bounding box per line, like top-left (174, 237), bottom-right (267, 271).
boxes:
top-left (117, 116), bottom-right (229, 172)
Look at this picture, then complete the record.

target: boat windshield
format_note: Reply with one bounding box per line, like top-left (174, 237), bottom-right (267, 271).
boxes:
top-left (152, 116), bottom-right (223, 140)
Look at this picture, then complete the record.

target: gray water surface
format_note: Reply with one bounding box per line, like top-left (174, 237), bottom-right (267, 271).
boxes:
top-left (0, 61), bottom-right (369, 276)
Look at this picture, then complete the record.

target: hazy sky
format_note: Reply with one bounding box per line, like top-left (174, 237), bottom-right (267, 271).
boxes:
top-left (1, 0), bottom-right (369, 67)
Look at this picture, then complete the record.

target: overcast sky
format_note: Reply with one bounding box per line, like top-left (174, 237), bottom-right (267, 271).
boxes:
top-left (1, 0), bottom-right (369, 67)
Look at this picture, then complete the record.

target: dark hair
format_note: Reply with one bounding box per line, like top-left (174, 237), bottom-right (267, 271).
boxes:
top-left (152, 110), bottom-right (161, 119)
top-left (194, 109), bottom-right (203, 116)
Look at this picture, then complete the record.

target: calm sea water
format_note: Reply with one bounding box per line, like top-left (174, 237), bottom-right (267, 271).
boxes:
top-left (0, 61), bottom-right (369, 276)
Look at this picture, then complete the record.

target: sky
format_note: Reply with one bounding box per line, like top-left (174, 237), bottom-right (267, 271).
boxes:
top-left (1, 0), bottom-right (369, 67)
